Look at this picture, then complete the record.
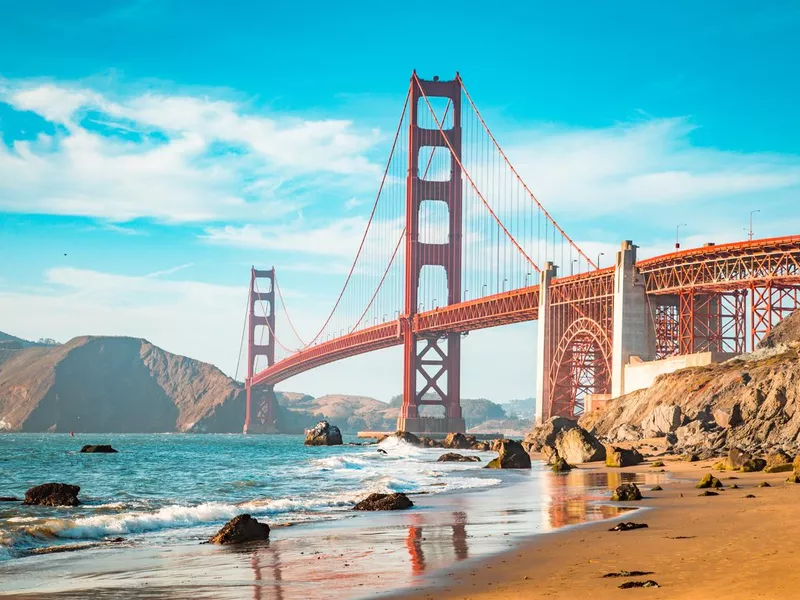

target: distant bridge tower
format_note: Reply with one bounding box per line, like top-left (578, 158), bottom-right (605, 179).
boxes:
top-left (397, 73), bottom-right (467, 435)
top-left (244, 267), bottom-right (278, 434)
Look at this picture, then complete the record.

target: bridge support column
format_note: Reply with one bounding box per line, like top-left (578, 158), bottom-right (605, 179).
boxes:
top-left (534, 262), bottom-right (557, 424)
top-left (397, 73), bottom-right (466, 435)
top-left (611, 241), bottom-right (655, 398)
top-left (244, 267), bottom-right (278, 434)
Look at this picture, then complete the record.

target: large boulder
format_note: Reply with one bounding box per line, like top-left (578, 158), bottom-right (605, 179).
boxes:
top-left (696, 474), bottom-right (723, 489)
top-left (523, 417), bottom-right (578, 452)
top-left (209, 514), bottom-right (270, 544)
top-left (765, 449), bottom-right (793, 472)
top-left (443, 433), bottom-right (472, 450)
top-left (485, 439), bottom-right (532, 469)
top-left (437, 452), bottom-right (481, 463)
top-left (675, 421), bottom-right (711, 449)
top-left (304, 421), bottom-right (343, 446)
top-left (23, 483), bottom-right (81, 507)
top-left (555, 427), bottom-right (606, 464)
top-left (728, 447), bottom-right (753, 470)
top-left (611, 483), bottom-right (642, 501)
top-left (604, 445), bottom-right (644, 468)
top-left (80, 444), bottom-right (118, 453)
top-left (641, 405), bottom-right (681, 437)
top-left (354, 493), bottom-right (413, 511)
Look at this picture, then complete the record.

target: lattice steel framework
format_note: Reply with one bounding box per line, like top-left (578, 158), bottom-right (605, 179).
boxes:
top-left (545, 270), bottom-right (615, 417)
top-left (244, 267), bottom-right (279, 434)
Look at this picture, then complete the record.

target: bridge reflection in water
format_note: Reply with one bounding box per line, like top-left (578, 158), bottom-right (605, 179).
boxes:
top-left (244, 468), bottom-right (667, 599)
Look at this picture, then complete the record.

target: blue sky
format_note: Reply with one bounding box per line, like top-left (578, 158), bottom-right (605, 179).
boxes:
top-left (1, 1), bottom-right (799, 403)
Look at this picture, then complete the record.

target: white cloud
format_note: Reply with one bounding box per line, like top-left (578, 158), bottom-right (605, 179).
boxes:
top-left (498, 117), bottom-right (800, 216)
top-left (0, 79), bottom-right (384, 223)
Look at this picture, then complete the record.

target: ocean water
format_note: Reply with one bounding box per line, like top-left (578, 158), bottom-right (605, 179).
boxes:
top-left (0, 433), bottom-right (502, 560)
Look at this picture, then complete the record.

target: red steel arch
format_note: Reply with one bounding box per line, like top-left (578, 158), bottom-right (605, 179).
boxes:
top-left (549, 317), bottom-right (612, 417)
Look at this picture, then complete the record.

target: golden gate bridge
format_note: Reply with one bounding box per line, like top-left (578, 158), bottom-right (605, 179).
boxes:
top-left (240, 72), bottom-right (800, 434)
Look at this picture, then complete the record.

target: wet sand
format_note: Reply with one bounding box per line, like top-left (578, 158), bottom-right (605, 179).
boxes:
top-left (403, 456), bottom-right (800, 600)
top-left (0, 465), bottom-right (651, 599)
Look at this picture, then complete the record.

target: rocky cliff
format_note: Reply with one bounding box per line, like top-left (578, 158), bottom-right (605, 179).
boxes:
top-left (580, 310), bottom-right (800, 454)
top-left (0, 336), bottom-right (248, 433)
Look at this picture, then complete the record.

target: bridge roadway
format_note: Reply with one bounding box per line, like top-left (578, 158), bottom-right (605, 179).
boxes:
top-left (252, 234), bottom-right (800, 387)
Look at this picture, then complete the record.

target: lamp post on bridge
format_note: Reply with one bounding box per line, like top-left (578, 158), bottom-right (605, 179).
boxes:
top-left (570, 259), bottom-right (578, 275)
top-left (746, 209), bottom-right (761, 241)
top-left (596, 252), bottom-right (605, 269)
top-left (675, 223), bottom-right (688, 249)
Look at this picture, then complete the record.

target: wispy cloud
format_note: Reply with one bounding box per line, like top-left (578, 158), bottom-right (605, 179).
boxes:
top-left (0, 78), bottom-right (384, 224)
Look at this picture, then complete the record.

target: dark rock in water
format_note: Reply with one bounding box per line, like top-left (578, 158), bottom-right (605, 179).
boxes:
top-left (304, 421), bottom-right (343, 446)
top-left (619, 580), bottom-right (659, 589)
top-left (603, 570), bottom-right (654, 578)
top-left (209, 514), bottom-right (270, 544)
top-left (386, 431), bottom-right (423, 447)
top-left (554, 427), bottom-right (605, 464)
top-left (696, 474), bottom-right (723, 489)
top-left (437, 452), bottom-right (481, 463)
top-left (698, 490), bottom-right (719, 496)
top-left (23, 483), bottom-right (81, 507)
top-left (604, 445), bottom-right (644, 468)
top-left (611, 483), bottom-right (642, 501)
top-left (551, 457), bottom-right (572, 472)
top-left (443, 432), bottom-right (472, 450)
top-left (354, 492), bottom-right (413, 511)
top-left (0, 496), bottom-right (20, 502)
top-left (484, 439), bottom-right (531, 469)
top-left (80, 445), bottom-right (118, 453)
top-left (740, 458), bottom-right (766, 472)
top-left (608, 522), bottom-right (648, 531)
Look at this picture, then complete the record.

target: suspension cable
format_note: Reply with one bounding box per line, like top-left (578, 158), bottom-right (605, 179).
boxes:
top-left (457, 74), bottom-right (597, 270)
top-left (414, 73), bottom-right (540, 272)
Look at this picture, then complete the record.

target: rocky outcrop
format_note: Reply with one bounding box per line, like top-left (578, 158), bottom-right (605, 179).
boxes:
top-left (696, 474), bottom-right (723, 489)
top-left (641, 405), bottom-right (681, 437)
top-left (485, 439), bottom-right (531, 469)
top-left (551, 457), bottom-right (572, 472)
top-left (23, 483), bottom-right (81, 507)
top-left (304, 421), bottom-right (343, 446)
top-left (523, 417), bottom-right (577, 452)
top-left (554, 427), bottom-right (605, 464)
top-left (437, 452), bottom-right (481, 463)
top-left (580, 310), bottom-right (800, 456)
top-left (80, 444), bottom-right (118, 453)
top-left (354, 493), bottom-right (413, 511)
top-left (209, 514), bottom-right (270, 544)
top-left (604, 445), bottom-right (644, 468)
top-left (420, 436), bottom-right (444, 448)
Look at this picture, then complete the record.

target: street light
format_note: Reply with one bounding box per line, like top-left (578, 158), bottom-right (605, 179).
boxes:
top-left (596, 252), bottom-right (605, 269)
top-left (570, 259), bottom-right (578, 276)
top-left (747, 209), bottom-right (761, 241)
top-left (675, 223), bottom-right (688, 249)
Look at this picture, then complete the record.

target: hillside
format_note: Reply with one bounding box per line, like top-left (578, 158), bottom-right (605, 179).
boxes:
top-left (0, 336), bottom-right (248, 433)
top-left (580, 310), bottom-right (800, 453)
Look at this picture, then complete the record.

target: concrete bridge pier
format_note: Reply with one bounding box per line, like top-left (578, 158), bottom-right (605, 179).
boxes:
top-left (534, 262), bottom-right (558, 423)
top-left (611, 240), bottom-right (656, 398)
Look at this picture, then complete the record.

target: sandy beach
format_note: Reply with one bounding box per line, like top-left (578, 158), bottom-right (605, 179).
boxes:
top-left (403, 456), bottom-right (800, 600)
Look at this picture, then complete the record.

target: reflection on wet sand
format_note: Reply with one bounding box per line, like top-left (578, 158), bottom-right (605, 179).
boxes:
top-left (405, 511), bottom-right (469, 576)
top-left (250, 542), bottom-right (284, 600)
